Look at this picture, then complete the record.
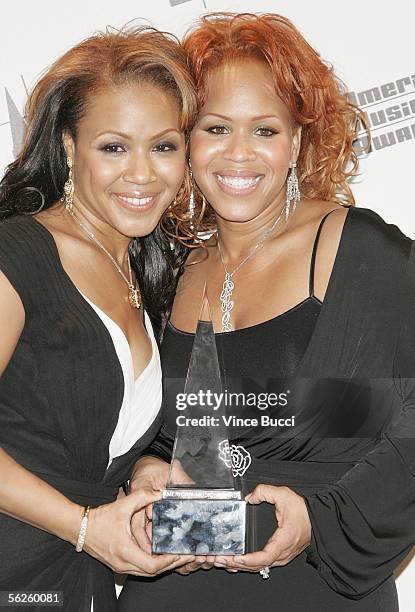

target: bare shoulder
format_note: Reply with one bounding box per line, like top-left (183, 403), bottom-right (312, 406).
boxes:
top-left (302, 198), bottom-right (348, 227)
top-left (297, 199), bottom-right (349, 245)
top-left (34, 204), bottom-right (73, 240)
top-left (34, 205), bottom-right (94, 268)
top-left (301, 200), bottom-right (350, 301)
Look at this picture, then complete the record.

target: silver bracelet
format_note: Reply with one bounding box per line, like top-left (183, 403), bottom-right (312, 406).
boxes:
top-left (75, 505), bottom-right (91, 552)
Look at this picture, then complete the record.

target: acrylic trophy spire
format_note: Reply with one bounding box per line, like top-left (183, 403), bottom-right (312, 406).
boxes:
top-left (152, 292), bottom-right (246, 555)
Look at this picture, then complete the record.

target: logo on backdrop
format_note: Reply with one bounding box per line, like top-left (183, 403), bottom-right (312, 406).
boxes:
top-left (169, 0), bottom-right (207, 6)
top-left (350, 73), bottom-right (415, 154)
top-left (169, 0), bottom-right (204, 5)
top-left (4, 87), bottom-right (26, 158)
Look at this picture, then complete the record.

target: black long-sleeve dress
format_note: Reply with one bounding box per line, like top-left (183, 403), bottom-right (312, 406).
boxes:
top-left (0, 216), bottom-right (163, 612)
top-left (119, 206), bottom-right (415, 611)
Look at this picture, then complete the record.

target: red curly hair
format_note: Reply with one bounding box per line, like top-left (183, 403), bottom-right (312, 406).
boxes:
top-left (183, 12), bottom-right (368, 222)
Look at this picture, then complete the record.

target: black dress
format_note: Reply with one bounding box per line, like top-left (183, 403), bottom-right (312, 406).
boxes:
top-left (119, 206), bottom-right (415, 611)
top-left (0, 216), bottom-right (162, 612)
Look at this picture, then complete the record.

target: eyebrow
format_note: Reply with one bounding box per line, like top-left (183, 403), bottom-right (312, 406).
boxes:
top-left (94, 128), bottom-right (182, 140)
top-left (201, 113), bottom-right (282, 122)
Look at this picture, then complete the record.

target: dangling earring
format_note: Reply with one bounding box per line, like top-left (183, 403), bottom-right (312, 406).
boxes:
top-left (63, 157), bottom-right (74, 213)
top-left (285, 161), bottom-right (301, 221)
top-left (189, 186), bottom-right (195, 228)
top-left (188, 162), bottom-right (195, 229)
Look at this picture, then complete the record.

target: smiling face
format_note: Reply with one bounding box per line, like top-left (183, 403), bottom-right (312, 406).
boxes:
top-left (63, 83), bottom-right (185, 238)
top-left (190, 59), bottom-right (301, 224)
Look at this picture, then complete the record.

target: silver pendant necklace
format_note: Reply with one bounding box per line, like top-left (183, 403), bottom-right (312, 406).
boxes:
top-left (217, 210), bottom-right (284, 332)
top-left (66, 207), bottom-right (142, 309)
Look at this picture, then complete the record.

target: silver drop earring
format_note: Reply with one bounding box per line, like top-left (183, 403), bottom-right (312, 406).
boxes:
top-left (285, 161), bottom-right (301, 221)
top-left (188, 163), bottom-right (195, 228)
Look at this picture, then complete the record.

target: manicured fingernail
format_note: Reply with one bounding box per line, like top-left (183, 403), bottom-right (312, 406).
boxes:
top-left (214, 562), bottom-right (225, 567)
top-left (230, 569), bottom-right (238, 573)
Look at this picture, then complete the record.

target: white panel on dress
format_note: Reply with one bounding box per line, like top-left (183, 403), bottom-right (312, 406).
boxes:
top-left (79, 291), bottom-right (162, 468)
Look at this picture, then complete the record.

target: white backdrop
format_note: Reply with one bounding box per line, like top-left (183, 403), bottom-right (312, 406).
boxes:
top-left (1, 0), bottom-right (415, 608)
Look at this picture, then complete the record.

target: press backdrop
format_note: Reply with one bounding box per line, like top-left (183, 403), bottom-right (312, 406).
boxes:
top-left (1, 0), bottom-right (414, 607)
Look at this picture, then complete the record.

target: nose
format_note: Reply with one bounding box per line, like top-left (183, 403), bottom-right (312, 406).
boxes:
top-left (123, 150), bottom-right (156, 185)
top-left (222, 132), bottom-right (256, 163)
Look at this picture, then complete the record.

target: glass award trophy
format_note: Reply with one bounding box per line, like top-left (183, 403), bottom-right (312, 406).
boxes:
top-left (152, 297), bottom-right (246, 555)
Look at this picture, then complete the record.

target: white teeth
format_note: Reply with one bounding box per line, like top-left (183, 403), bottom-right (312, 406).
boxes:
top-left (118, 196), bottom-right (153, 205)
top-left (216, 175), bottom-right (261, 189)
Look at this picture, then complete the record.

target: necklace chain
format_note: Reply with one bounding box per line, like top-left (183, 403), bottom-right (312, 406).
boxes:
top-left (217, 210), bottom-right (284, 332)
top-left (217, 210), bottom-right (283, 277)
top-left (66, 207), bottom-right (142, 309)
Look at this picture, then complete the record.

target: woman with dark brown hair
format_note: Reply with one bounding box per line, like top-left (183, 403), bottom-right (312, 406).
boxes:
top-left (0, 25), bottom-right (198, 611)
top-left (119, 12), bottom-right (415, 612)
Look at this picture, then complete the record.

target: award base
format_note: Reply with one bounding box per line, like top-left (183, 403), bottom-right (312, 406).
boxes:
top-left (152, 489), bottom-right (246, 555)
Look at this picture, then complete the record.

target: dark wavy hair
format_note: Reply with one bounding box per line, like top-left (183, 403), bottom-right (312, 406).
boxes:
top-left (0, 25), bottom-right (198, 336)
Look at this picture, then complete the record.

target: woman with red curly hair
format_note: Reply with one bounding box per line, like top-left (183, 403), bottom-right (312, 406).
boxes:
top-left (119, 13), bottom-right (415, 611)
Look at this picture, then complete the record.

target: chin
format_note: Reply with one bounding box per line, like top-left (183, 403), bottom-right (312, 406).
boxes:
top-left (213, 205), bottom-right (264, 224)
top-left (129, 222), bottom-right (161, 239)
top-left (114, 207), bottom-right (167, 238)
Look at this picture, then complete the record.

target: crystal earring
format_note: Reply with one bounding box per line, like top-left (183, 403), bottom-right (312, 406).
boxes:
top-left (285, 162), bottom-right (301, 221)
top-left (63, 157), bottom-right (74, 213)
top-left (189, 186), bottom-right (195, 226)
top-left (188, 163), bottom-right (195, 229)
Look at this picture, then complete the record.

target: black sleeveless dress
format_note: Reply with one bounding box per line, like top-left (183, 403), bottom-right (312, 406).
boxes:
top-left (0, 215), bottom-right (162, 612)
top-left (119, 207), bottom-right (415, 611)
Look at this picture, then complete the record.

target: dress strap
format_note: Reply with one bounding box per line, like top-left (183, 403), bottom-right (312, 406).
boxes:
top-left (309, 209), bottom-right (340, 298)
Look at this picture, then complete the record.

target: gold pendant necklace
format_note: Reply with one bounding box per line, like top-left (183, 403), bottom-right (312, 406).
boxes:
top-left (66, 207), bottom-right (142, 309)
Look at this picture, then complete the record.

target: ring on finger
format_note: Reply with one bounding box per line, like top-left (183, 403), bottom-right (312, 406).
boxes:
top-left (259, 566), bottom-right (270, 579)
